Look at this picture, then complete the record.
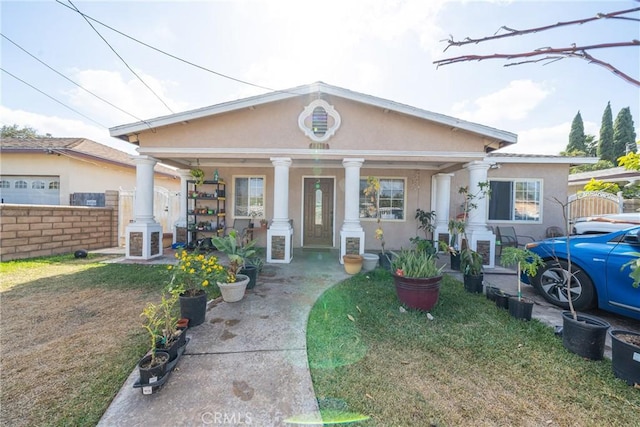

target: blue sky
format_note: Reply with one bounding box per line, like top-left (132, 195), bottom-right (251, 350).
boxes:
top-left (1, 0), bottom-right (638, 155)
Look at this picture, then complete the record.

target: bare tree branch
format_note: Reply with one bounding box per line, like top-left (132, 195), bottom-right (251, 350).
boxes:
top-left (442, 7), bottom-right (640, 51)
top-left (434, 6), bottom-right (640, 86)
top-left (434, 40), bottom-right (640, 86)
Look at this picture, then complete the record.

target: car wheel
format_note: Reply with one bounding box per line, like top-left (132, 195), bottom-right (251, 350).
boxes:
top-left (532, 259), bottom-right (596, 310)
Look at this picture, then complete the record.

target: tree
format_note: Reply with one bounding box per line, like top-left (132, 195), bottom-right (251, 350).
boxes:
top-left (583, 178), bottom-right (620, 194)
top-left (613, 107), bottom-right (637, 156)
top-left (598, 102), bottom-right (615, 162)
top-left (585, 134), bottom-right (598, 157)
top-left (0, 124), bottom-right (45, 139)
top-left (433, 6), bottom-right (640, 87)
top-left (566, 111), bottom-right (586, 153)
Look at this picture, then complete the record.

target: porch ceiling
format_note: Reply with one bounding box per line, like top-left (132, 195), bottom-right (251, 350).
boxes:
top-left (141, 147), bottom-right (486, 171)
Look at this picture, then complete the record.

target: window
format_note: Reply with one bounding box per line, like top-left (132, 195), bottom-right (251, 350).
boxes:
top-left (0, 180), bottom-right (9, 188)
top-left (359, 178), bottom-right (405, 220)
top-left (49, 181), bottom-right (60, 189)
top-left (234, 176), bottom-right (265, 218)
top-left (32, 181), bottom-right (45, 189)
top-left (488, 179), bottom-right (541, 222)
top-left (312, 106), bottom-right (328, 136)
top-left (15, 180), bottom-right (27, 189)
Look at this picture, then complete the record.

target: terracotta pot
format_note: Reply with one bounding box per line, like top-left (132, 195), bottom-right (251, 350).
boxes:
top-left (343, 254), bottom-right (363, 275)
top-left (392, 273), bottom-right (442, 311)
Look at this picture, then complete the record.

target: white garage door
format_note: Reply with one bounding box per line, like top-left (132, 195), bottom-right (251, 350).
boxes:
top-left (0, 176), bottom-right (60, 205)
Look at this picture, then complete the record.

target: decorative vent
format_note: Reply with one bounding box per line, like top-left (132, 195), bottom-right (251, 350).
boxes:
top-left (298, 99), bottom-right (341, 142)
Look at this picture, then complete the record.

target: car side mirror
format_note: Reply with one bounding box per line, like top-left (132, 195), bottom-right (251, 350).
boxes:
top-left (623, 229), bottom-right (640, 245)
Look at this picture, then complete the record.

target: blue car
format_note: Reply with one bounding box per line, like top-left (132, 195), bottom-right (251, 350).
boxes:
top-left (523, 226), bottom-right (640, 320)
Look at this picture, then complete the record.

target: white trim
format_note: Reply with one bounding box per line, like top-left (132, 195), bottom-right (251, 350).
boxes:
top-left (487, 155), bottom-right (598, 165)
top-left (487, 178), bottom-right (544, 224)
top-left (298, 99), bottom-right (342, 142)
top-left (358, 176), bottom-right (408, 222)
top-left (231, 174), bottom-right (267, 220)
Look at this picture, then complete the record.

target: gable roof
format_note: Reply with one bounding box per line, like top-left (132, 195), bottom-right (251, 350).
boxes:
top-left (110, 81), bottom-right (517, 150)
top-left (0, 137), bottom-right (178, 178)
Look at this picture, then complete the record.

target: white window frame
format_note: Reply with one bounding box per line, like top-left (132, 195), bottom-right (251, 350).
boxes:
top-left (15, 180), bottom-right (27, 189)
top-left (359, 177), bottom-right (407, 222)
top-left (488, 178), bottom-right (543, 223)
top-left (232, 175), bottom-right (266, 219)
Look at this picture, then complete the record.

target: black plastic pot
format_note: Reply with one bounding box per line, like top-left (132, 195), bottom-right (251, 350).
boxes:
top-left (138, 350), bottom-right (170, 385)
top-left (485, 285), bottom-right (500, 301)
top-left (561, 311), bottom-right (610, 360)
top-left (508, 297), bottom-right (534, 321)
top-left (156, 330), bottom-right (187, 363)
top-left (379, 253), bottom-right (393, 271)
top-left (495, 292), bottom-right (511, 310)
top-left (609, 329), bottom-right (640, 385)
top-left (179, 290), bottom-right (207, 327)
top-left (463, 274), bottom-right (484, 294)
top-left (240, 264), bottom-right (258, 289)
top-left (450, 253), bottom-right (461, 271)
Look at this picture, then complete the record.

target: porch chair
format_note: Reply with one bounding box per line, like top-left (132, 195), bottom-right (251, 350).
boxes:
top-left (224, 218), bottom-right (252, 242)
top-left (495, 226), bottom-right (535, 256)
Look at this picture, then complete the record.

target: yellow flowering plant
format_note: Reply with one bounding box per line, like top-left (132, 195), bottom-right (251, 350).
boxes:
top-left (167, 249), bottom-right (226, 297)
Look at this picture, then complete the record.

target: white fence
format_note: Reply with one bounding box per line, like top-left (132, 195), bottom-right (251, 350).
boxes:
top-left (118, 187), bottom-right (181, 247)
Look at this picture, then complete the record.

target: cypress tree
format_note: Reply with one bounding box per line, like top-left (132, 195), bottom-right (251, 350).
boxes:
top-left (597, 102), bottom-right (615, 162)
top-left (566, 111), bottom-right (586, 153)
top-left (613, 107), bottom-right (637, 156)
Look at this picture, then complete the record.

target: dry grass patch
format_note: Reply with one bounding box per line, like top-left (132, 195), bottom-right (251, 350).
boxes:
top-left (0, 255), bottom-right (166, 427)
top-left (308, 270), bottom-right (640, 426)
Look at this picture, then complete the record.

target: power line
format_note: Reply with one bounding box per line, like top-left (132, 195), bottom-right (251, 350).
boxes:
top-left (1, 33), bottom-right (152, 128)
top-left (66, 0), bottom-right (175, 115)
top-left (55, 0), bottom-right (295, 96)
top-left (1, 67), bottom-right (108, 128)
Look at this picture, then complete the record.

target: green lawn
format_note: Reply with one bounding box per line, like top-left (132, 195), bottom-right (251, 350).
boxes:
top-left (307, 269), bottom-right (640, 426)
top-left (0, 254), bottom-right (168, 427)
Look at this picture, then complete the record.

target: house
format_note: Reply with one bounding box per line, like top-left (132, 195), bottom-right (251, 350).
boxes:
top-left (109, 82), bottom-right (595, 264)
top-left (0, 137), bottom-right (181, 244)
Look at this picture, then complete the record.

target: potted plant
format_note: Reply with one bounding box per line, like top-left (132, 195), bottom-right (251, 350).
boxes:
top-left (608, 252), bottom-right (640, 385)
top-left (138, 301), bottom-right (170, 391)
top-left (460, 247), bottom-right (484, 293)
top-left (343, 253), bottom-right (364, 274)
top-left (211, 230), bottom-right (256, 300)
top-left (410, 209), bottom-right (437, 256)
top-left (167, 249), bottom-right (226, 327)
top-left (446, 218), bottom-right (465, 270)
top-left (391, 248), bottom-right (444, 311)
top-left (153, 288), bottom-right (187, 362)
top-left (190, 168), bottom-right (205, 185)
top-left (364, 176), bottom-right (392, 269)
top-left (260, 218), bottom-right (268, 229)
top-left (499, 247), bottom-right (544, 321)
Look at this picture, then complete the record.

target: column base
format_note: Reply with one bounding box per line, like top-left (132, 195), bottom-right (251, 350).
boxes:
top-left (466, 229), bottom-right (496, 269)
top-left (267, 226), bottom-right (293, 264)
top-left (126, 222), bottom-right (163, 260)
top-left (340, 230), bottom-right (365, 264)
top-left (434, 225), bottom-right (451, 252)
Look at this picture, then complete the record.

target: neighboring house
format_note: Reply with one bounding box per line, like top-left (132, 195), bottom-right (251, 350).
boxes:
top-left (568, 166), bottom-right (640, 195)
top-left (109, 82), bottom-right (595, 264)
top-left (0, 137), bottom-right (181, 243)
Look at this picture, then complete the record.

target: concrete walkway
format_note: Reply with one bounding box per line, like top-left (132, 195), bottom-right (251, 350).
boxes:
top-left (98, 249), bottom-right (348, 427)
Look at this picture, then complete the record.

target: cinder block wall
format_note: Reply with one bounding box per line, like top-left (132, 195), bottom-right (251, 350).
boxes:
top-left (0, 190), bottom-right (119, 261)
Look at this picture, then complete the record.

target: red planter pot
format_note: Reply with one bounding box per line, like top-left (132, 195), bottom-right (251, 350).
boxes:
top-left (392, 274), bottom-right (442, 311)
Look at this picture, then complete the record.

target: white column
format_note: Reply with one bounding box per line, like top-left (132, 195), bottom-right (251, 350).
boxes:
top-left (340, 158), bottom-right (365, 262)
top-left (125, 155), bottom-right (163, 260)
top-left (433, 173), bottom-right (453, 249)
top-left (267, 157), bottom-right (293, 263)
top-left (463, 160), bottom-right (495, 268)
top-left (175, 169), bottom-right (191, 229)
top-left (134, 156), bottom-right (157, 223)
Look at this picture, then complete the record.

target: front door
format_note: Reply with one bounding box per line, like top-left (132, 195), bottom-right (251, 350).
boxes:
top-left (303, 178), bottom-right (334, 247)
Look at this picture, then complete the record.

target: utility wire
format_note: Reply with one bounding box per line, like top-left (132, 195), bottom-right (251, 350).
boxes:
top-left (66, 0), bottom-right (175, 114)
top-left (55, 0), bottom-right (294, 95)
top-left (1, 67), bottom-right (108, 128)
top-left (1, 33), bottom-right (152, 128)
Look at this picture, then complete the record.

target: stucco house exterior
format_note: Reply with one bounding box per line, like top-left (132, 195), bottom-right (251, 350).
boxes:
top-left (109, 82), bottom-right (594, 265)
